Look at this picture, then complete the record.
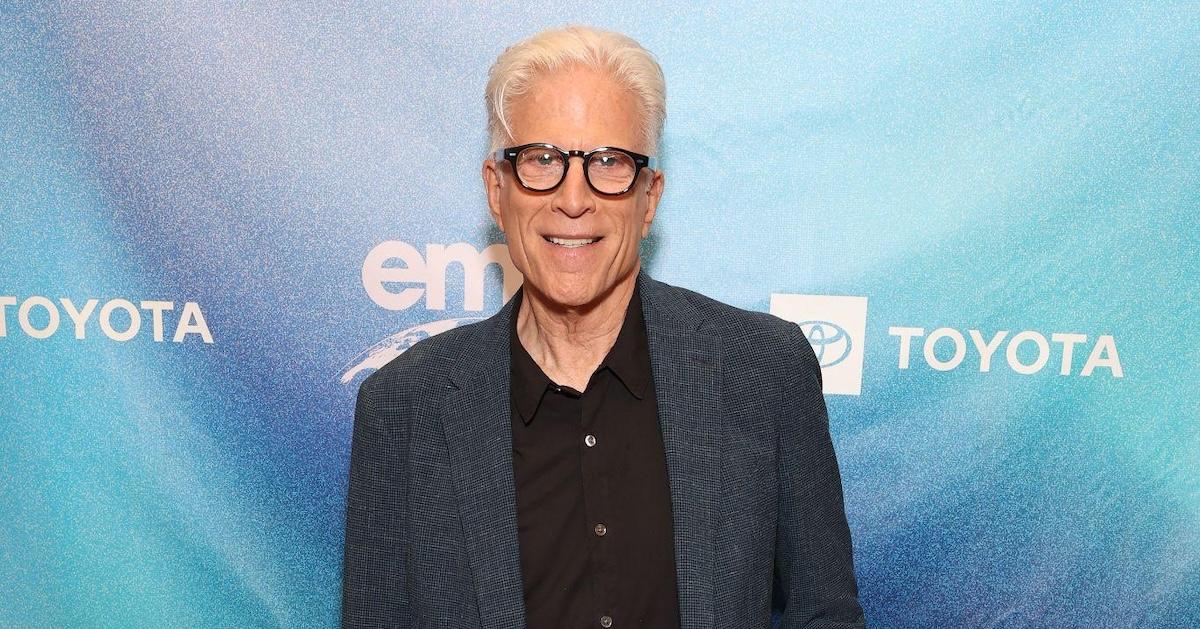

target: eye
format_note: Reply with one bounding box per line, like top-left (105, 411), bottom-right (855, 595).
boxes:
top-left (517, 149), bottom-right (560, 168)
top-left (596, 154), bottom-right (618, 167)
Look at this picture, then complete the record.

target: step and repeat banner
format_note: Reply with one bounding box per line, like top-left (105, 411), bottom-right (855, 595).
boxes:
top-left (2, 2), bottom-right (1197, 627)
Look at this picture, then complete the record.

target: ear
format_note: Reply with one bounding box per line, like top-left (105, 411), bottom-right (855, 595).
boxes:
top-left (482, 158), bottom-right (505, 232)
top-left (640, 168), bottom-right (665, 238)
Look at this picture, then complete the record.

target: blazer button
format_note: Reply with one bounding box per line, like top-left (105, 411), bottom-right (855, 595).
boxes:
top-left (600, 615), bottom-right (613, 627)
top-left (584, 434), bottom-right (597, 447)
top-left (594, 523), bottom-right (607, 537)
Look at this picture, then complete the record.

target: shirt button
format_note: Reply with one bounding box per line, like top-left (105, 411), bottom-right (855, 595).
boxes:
top-left (594, 523), bottom-right (607, 537)
top-left (584, 434), bottom-right (597, 447)
top-left (600, 615), bottom-right (613, 628)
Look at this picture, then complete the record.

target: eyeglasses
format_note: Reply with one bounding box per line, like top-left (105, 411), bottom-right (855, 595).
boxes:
top-left (494, 143), bottom-right (657, 196)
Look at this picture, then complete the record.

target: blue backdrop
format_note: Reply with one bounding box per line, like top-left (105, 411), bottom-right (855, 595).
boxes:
top-left (2, 2), bottom-right (1197, 627)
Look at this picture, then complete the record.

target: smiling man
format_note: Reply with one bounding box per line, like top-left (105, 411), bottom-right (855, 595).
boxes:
top-left (342, 26), bottom-right (865, 629)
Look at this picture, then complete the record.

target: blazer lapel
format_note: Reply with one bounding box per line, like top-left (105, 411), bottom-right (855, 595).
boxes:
top-left (638, 271), bottom-right (722, 629)
top-left (440, 295), bottom-right (526, 628)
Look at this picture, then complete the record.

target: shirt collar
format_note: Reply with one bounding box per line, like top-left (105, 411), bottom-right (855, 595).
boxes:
top-left (509, 283), bottom-right (651, 425)
top-left (599, 282), bottom-right (652, 401)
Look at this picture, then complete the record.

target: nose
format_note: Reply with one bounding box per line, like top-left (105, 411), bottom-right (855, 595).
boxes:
top-left (553, 155), bottom-right (595, 219)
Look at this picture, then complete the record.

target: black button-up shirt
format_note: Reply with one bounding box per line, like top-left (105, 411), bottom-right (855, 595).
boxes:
top-left (509, 284), bottom-right (682, 629)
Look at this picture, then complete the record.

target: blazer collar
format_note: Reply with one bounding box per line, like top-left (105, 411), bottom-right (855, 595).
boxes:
top-left (441, 269), bottom-right (721, 629)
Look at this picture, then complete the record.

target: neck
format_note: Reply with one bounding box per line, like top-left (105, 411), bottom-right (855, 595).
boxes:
top-left (515, 267), bottom-right (639, 391)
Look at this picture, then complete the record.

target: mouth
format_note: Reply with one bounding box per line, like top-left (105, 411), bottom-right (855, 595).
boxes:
top-left (543, 235), bottom-right (602, 248)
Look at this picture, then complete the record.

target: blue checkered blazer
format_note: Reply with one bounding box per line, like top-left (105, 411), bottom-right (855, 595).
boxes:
top-left (342, 271), bottom-right (865, 628)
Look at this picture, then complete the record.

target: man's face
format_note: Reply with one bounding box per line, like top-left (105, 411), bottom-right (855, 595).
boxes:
top-left (483, 65), bottom-right (664, 310)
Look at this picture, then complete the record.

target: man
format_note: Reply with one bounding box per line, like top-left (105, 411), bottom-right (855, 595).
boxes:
top-left (342, 25), bottom-right (865, 629)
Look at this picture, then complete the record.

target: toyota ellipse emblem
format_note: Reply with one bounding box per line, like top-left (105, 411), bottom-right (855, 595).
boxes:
top-left (796, 320), bottom-right (853, 368)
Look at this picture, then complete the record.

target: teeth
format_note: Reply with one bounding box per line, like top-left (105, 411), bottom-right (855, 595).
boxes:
top-left (546, 236), bottom-right (600, 248)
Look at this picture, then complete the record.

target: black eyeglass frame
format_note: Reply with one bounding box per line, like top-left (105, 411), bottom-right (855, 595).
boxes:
top-left (493, 143), bottom-right (658, 196)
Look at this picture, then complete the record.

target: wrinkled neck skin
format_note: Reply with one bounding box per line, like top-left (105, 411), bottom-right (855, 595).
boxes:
top-left (515, 262), bottom-right (640, 392)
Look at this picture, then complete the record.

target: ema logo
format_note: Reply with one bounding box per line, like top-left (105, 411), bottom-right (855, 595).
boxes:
top-left (342, 240), bottom-right (520, 385)
top-left (769, 294), bottom-right (868, 396)
top-left (362, 241), bottom-right (520, 311)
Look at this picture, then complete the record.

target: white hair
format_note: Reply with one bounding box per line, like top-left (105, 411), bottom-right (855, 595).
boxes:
top-left (485, 25), bottom-right (666, 154)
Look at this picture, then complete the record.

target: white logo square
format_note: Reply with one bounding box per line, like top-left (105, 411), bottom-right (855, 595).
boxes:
top-left (769, 294), bottom-right (869, 396)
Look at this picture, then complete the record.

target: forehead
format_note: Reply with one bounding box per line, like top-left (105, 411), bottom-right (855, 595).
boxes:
top-left (507, 65), bottom-right (646, 152)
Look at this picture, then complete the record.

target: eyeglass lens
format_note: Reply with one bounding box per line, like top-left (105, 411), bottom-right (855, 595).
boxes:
top-left (515, 147), bottom-right (638, 194)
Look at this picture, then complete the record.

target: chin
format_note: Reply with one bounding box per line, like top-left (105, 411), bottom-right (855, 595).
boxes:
top-left (529, 275), bottom-right (609, 309)
top-left (544, 286), bottom-right (602, 309)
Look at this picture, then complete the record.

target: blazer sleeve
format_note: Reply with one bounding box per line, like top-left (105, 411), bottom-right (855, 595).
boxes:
top-left (773, 325), bottom-right (866, 628)
top-left (341, 374), bottom-right (412, 628)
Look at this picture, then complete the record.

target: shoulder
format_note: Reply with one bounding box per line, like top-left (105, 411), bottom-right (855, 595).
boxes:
top-left (649, 277), bottom-right (810, 348)
top-left (647, 276), bottom-right (821, 380)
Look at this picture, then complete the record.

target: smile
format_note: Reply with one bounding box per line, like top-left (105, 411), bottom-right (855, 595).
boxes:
top-left (544, 235), bottom-right (602, 248)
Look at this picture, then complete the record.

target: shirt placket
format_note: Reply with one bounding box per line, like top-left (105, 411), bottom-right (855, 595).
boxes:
top-left (579, 370), bottom-right (616, 628)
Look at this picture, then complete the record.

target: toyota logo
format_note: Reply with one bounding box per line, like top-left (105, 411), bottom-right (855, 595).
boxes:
top-left (797, 320), bottom-right (853, 368)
